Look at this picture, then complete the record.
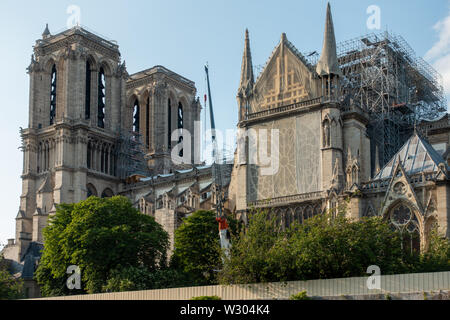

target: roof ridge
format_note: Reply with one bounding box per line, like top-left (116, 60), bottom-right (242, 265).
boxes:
top-left (254, 35), bottom-right (316, 85)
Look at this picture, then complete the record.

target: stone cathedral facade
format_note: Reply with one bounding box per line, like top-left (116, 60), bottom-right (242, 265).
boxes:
top-left (3, 3), bottom-right (450, 299)
top-left (227, 4), bottom-right (450, 254)
top-left (2, 25), bottom-right (223, 293)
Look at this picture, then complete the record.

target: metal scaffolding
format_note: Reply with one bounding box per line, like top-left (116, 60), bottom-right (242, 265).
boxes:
top-left (334, 32), bottom-right (446, 167)
top-left (115, 131), bottom-right (149, 179)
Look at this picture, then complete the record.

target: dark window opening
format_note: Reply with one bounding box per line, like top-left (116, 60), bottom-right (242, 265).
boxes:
top-left (50, 64), bottom-right (57, 125)
top-left (168, 99), bottom-right (172, 149)
top-left (85, 61), bottom-right (91, 120)
top-left (146, 96), bottom-right (150, 148)
top-left (98, 67), bottom-right (106, 128)
top-left (101, 188), bottom-right (114, 198)
top-left (87, 143), bottom-right (92, 169)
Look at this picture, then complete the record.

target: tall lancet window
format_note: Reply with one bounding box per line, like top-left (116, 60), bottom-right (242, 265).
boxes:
top-left (146, 96), bottom-right (150, 148)
top-left (49, 64), bottom-right (57, 125)
top-left (133, 99), bottom-right (140, 133)
top-left (168, 99), bottom-right (172, 149)
top-left (98, 67), bottom-right (106, 128)
top-left (178, 102), bottom-right (184, 157)
top-left (85, 61), bottom-right (91, 120)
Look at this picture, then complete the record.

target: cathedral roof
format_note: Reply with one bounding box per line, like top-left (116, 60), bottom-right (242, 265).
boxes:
top-left (254, 32), bottom-right (316, 86)
top-left (20, 242), bottom-right (44, 280)
top-left (374, 133), bottom-right (449, 180)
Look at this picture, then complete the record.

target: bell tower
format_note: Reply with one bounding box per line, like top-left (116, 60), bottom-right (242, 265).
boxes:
top-left (15, 25), bottom-right (128, 258)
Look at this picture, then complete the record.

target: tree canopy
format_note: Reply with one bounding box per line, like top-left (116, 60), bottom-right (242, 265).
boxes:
top-left (171, 210), bottom-right (222, 285)
top-left (219, 208), bottom-right (450, 285)
top-left (0, 255), bottom-right (23, 300)
top-left (35, 196), bottom-right (169, 296)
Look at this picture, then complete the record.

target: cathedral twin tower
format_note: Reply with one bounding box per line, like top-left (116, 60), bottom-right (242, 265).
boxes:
top-left (15, 25), bottom-right (201, 258)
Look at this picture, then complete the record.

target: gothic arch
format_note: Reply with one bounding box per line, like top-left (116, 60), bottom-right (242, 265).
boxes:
top-left (385, 200), bottom-right (422, 254)
top-left (101, 188), bottom-right (114, 198)
top-left (167, 90), bottom-right (178, 105)
top-left (97, 60), bottom-right (113, 77)
top-left (294, 206), bottom-right (303, 224)
top-left (178, 95), bottom-right (190, 110)
top-left (86, 54), bottom-right (98, 71)
top-left (86, 183), bottom-right (98, 198)
top-left (141, 90), bottom-right (151, 148)
top-left (322, 118), bottom-right (331, 148)
top-left (126, 93), bottom-right (139, 131)
top-left (43, 57), bottom-right (57, 74)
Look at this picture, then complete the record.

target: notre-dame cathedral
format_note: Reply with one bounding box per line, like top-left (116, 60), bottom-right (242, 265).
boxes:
top-left (2, 3), bottom-right (450, 298)
top-left (227, 3), bottom-right (450, 256)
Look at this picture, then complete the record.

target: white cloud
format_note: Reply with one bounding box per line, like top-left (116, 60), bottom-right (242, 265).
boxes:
top-left (425, 9), bottom-right (450, 99)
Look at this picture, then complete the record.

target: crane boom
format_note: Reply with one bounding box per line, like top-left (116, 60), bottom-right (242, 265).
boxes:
top-left (204, 64), bottom-right (223, 217)
top-left (205, 64), bottom-right (231, 257)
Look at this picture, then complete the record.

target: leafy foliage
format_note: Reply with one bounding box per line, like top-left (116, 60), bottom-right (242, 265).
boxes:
top-left (35, 196), bottom-right (169, 296)
top-left (290, 291), bottom-right (311, 300)
top-left (0, 255), bottom-right (24, 300)
top-left (102, 266), bottom-right (192, 292)
top-left (414, 228), bottom-right (450, 272)
top-left (190, 295), bottom-right (221, 300)
top-left (171, 210), bottom-right (222, 285)
top-left (218, 208), bottom-right (433, 285)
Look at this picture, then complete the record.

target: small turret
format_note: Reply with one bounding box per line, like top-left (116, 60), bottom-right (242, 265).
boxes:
top-left (42, 23), bottom-right (51, 39)
top-left (316, 3), bottom-right (341, 77)
top-left (238, 29), bottom-right (254, 98)
top-left (237, 29), bottom-right (254, 120)
top-left (316, 3), bottom-right (342, 100)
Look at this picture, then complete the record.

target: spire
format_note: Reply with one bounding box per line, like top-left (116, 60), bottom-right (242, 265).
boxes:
top-left (238, 29), bottom-right (254, 98)
top-left (316, 3), bottom-right (342, 77)
top-left (42, 23), bottom-right (50, 39)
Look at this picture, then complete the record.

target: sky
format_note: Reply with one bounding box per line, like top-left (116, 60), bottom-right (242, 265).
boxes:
top-left (0, 0), bottom-right (449, 245)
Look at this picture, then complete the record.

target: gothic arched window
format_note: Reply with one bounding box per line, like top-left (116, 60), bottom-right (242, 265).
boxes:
top-left (101, 188), bottom-right (114, 198)
top-left (98, 67), bottom-right (106, 128)
top-left (87, 142), bottom-right (92, 169)
top-left (323, 119), bottom-right (330, 147)
top-left (389, 203), bottom-right (421, 254)
top-left (133, 99), bottom-right (140, 133)
top-left (146, 96), bottom-right (150, 148)
top-left (178, 102), bottom-right (184, 157)
top-left (168, 99), bottom-right (172, 149)
top-left (294, 206), bottom-right (303, 224)
top-left (50, 64), bottom-right (57, 125)
top-left (85, 61), bottom-right (91, 120)
top-left (86, 184), bottom-right (97, 198)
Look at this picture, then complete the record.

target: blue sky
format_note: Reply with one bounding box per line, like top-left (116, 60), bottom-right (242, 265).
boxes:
top-left (0, 0), bottom-right (449, 245)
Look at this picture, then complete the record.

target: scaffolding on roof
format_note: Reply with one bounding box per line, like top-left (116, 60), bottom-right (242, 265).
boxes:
top-left (334, 31), bottom-right (446, 168)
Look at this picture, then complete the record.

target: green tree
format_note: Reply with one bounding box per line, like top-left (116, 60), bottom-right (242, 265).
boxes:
top-left (102, 266), bottom-right (192, 292)
top-left (415, 228), bottom-right (450, 272)
top-left (0, 255), bottom-right (24, 300)
top-left (171, 210), bottom-right (223, 285)
top-left (219, 209), bottom-right (409, 284)
top-left (219, 209), bottom-right (288, 284)
top-left (288, 214), bottom-right (406, 280)
top-left (35, 196), bottom-right (169, 296)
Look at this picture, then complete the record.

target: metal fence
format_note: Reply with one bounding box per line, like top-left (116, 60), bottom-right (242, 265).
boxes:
top-left (35, 271), bottom-right (450, 300)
